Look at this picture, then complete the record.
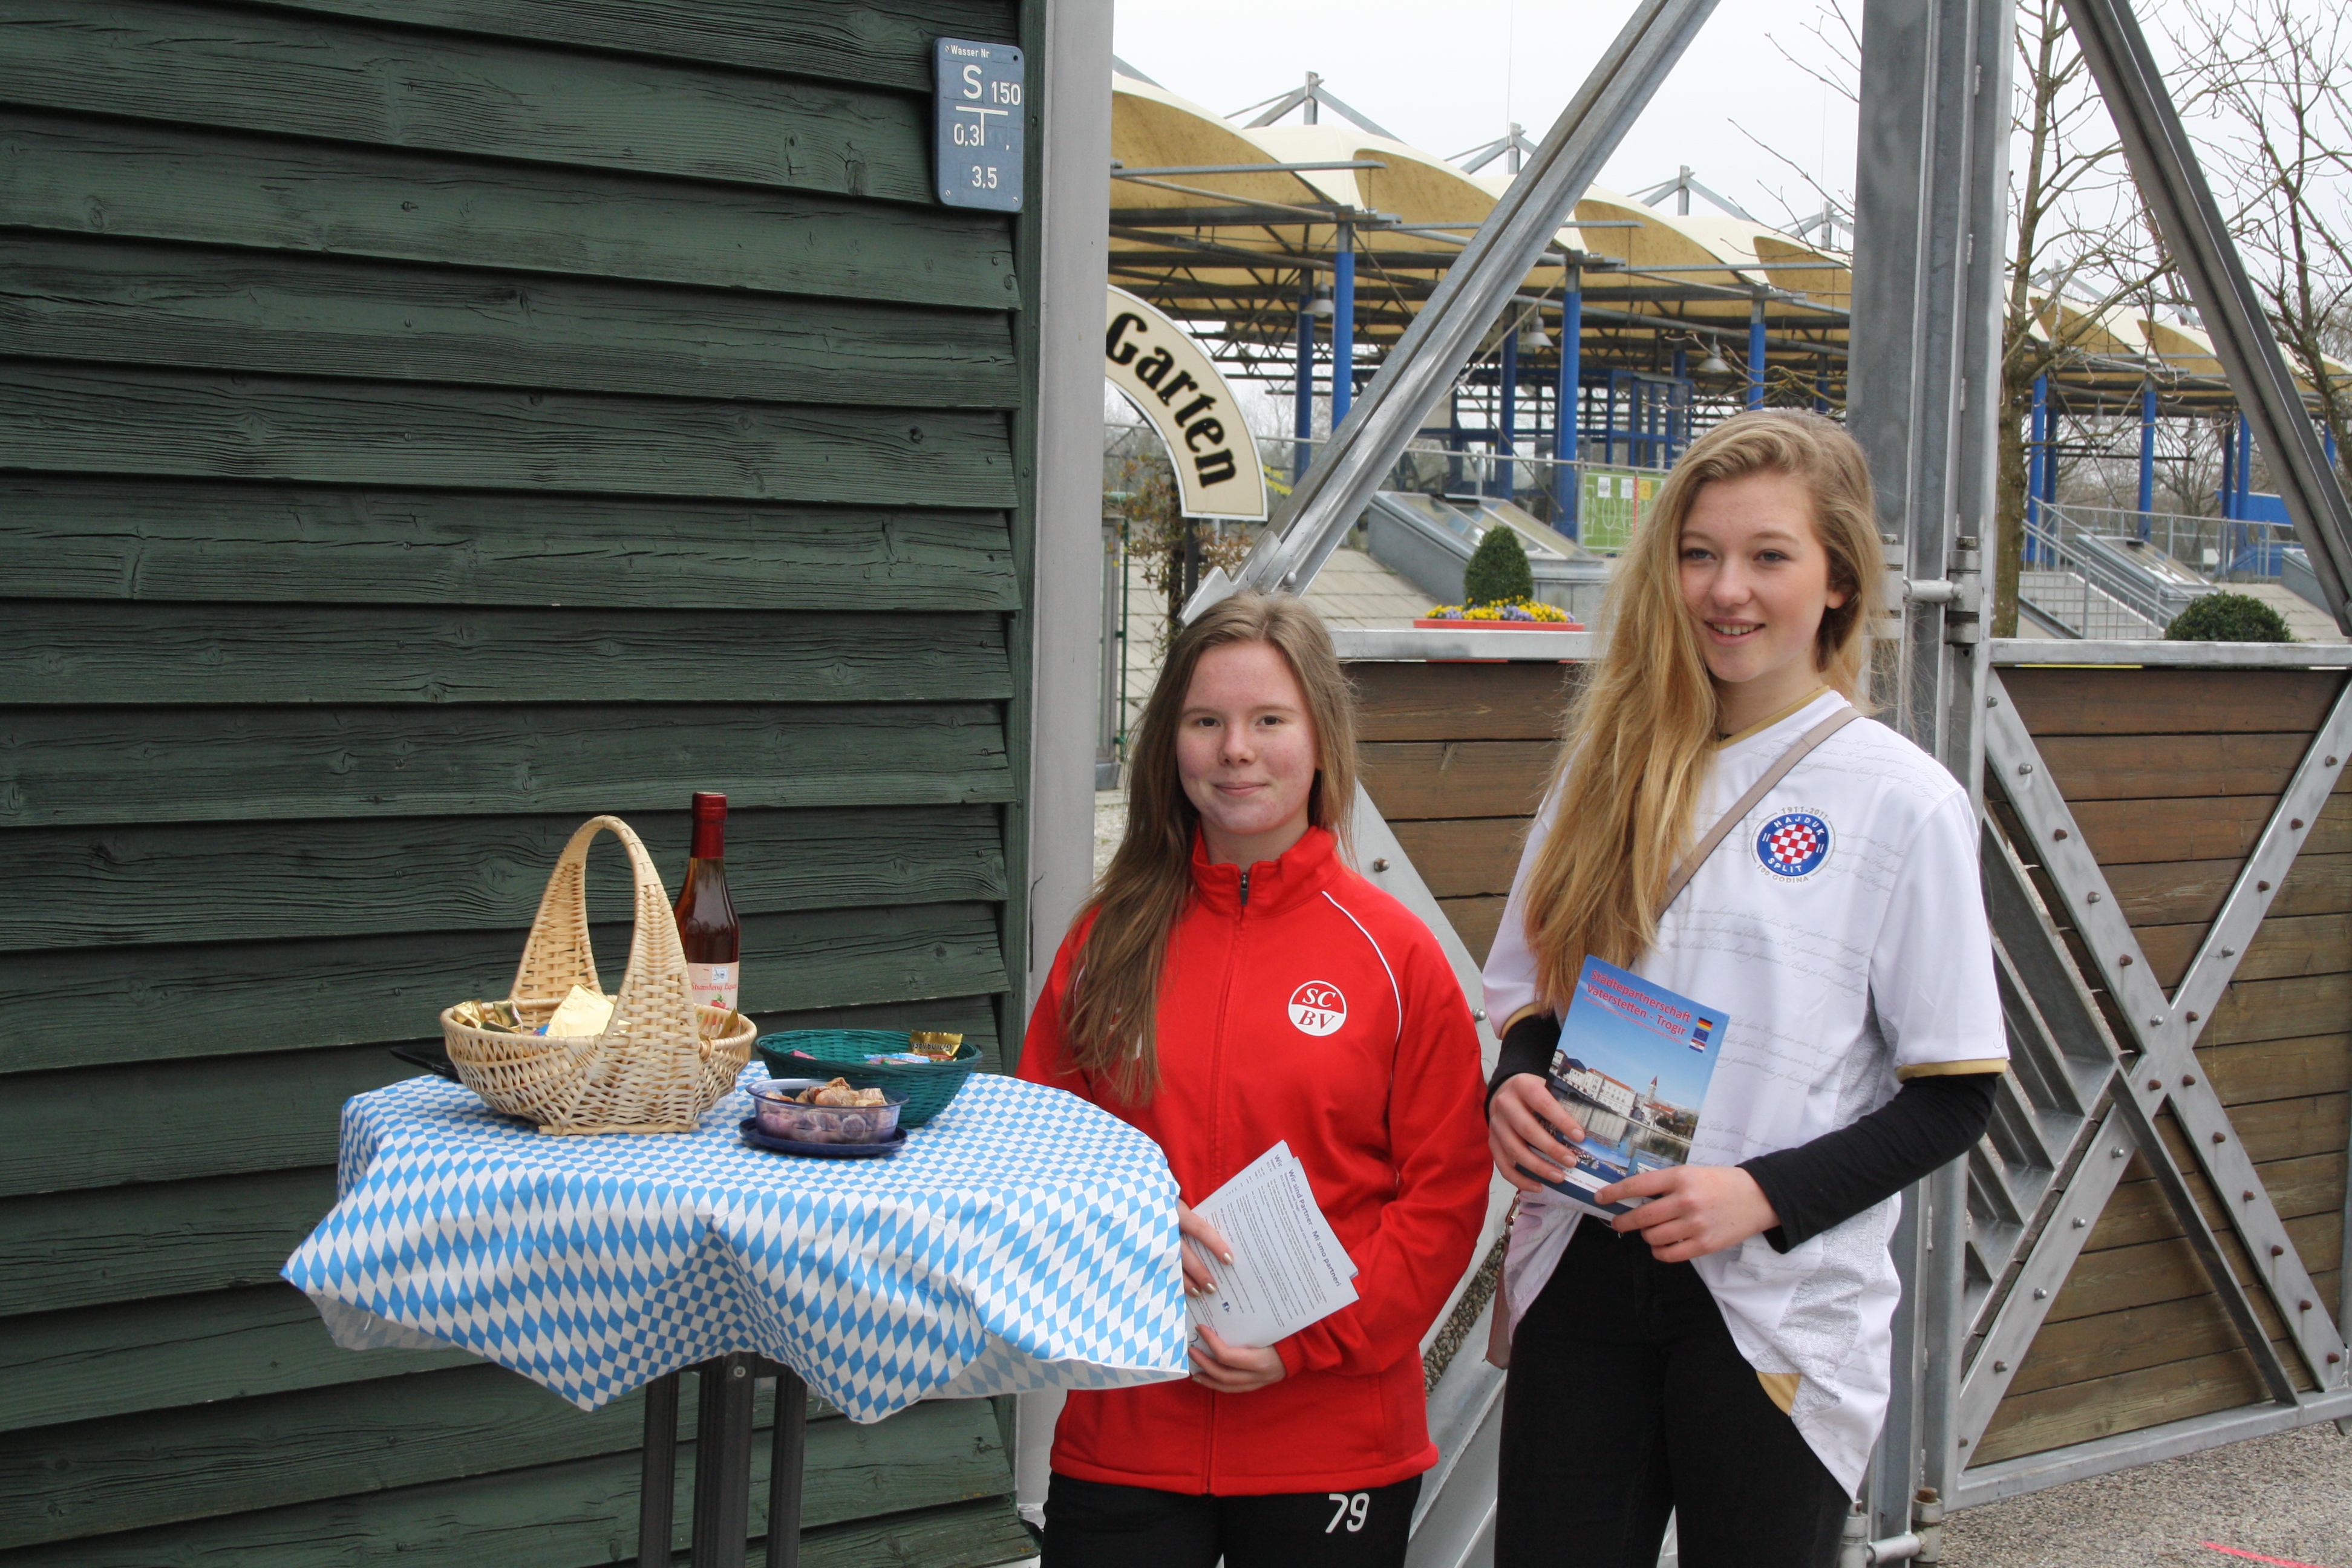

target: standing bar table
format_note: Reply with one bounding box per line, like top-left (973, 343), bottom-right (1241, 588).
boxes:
top-left (286, 1070), bottom-right (1188, 1566)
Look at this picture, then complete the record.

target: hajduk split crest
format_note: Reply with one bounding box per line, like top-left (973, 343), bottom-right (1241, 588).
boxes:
top-left (1756, 809), bottom-right (1833, 879)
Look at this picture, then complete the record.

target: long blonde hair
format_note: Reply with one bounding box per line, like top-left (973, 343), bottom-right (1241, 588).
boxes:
top-left (1062, 591), bottom-right (1359, 1102)
top-left (1520, 411), bottom-right (1885, 1007)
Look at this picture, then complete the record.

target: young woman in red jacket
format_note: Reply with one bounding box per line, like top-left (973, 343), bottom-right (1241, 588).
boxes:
top-left (1019, 590), bottom-right (1491, 1568)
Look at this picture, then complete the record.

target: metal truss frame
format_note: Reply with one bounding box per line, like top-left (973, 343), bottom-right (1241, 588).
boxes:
top-left (1950, 655), bottom-right (2352, 1508)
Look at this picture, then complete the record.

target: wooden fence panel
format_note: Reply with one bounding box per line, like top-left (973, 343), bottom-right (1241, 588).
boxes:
top-left (1975, 667), bottom-right (2352, 1468)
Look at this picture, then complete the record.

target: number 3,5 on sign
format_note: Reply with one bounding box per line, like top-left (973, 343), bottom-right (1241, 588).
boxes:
top-left (933, 39), bottom-right (1024, 212)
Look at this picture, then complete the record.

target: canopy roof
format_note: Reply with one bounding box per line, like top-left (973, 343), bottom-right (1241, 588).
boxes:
top-left (1106, 70), bottom-right (2336, 422)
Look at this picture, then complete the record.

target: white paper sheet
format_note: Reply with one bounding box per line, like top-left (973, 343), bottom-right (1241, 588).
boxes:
top-left (1184, 1141), bottom-right (1359, 1348)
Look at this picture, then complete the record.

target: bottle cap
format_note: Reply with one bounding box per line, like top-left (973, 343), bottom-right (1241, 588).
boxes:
top-left (691, 791), bottom-right (728, 817)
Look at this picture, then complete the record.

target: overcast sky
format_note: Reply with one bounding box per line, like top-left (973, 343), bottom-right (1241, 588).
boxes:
top-left (1113, 0), bottom-right (1867, 233)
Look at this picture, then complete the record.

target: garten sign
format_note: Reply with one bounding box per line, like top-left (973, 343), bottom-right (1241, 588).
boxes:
top-left (1105, 287), bottom-right (1267, 521)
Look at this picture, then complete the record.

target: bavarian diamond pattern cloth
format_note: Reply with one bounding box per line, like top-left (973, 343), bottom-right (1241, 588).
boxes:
top-left (284, 1070), bottom-right (1189, 1421)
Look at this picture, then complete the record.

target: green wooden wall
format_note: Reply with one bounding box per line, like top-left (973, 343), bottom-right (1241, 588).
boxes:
top-left (0, 1), bottom-right (1045, 1561)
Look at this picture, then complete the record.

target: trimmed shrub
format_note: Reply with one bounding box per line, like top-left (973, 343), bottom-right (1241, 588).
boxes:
top-left (1463, 524), bottom-right (1535, 607)
top-left (2164, 591), bottom-right (2292, 643)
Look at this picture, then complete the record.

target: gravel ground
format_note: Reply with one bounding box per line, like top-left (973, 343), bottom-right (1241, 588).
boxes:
top-left (1941, 1422), bottom-right (2352, 1568)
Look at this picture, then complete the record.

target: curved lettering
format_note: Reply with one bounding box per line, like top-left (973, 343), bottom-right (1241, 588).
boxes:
top-left (1105, 312), bottom-right (1145, 367)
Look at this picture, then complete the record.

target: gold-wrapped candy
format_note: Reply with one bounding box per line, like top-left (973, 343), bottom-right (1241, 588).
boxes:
top-left (907, 1031), bottom-right (962, 1061)
top-left (451, 998), bottom-right (528, 1034)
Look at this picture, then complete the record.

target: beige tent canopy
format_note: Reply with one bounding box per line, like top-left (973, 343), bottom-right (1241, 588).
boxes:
top-left (1107, 67), bottom-right (2341, 436)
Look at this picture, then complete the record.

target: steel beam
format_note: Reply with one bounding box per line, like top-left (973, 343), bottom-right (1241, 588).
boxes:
top-left (1849, 0), bottom-right (2008, 1533)
top-left (2060, 0), bottom-right (2352, 629)
top-left (1180, 0), bottom-right (1722, 619)
top-left (1955, 1387), bottom-right (2352, 1507)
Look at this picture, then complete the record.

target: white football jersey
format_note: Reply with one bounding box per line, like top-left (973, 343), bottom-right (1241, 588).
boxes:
top-left (1484, 687), bottom-right (2007, 1494)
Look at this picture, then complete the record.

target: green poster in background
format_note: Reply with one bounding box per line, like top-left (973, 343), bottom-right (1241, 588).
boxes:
top-left (1579, 467), bottom-right (1662, 552)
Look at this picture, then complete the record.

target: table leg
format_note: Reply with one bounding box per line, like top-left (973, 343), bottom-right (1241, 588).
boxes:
top-left (690, 1354), bottom-right (759, 1568)
top-left (765, 1365), bottom-right (809, 1568)
top-left (637, 1370), bottom-right (681, 1567)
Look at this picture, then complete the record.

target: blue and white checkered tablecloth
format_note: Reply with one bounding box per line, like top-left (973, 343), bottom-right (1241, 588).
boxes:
top-left (283, 1069), bottom-right (1189, 1422)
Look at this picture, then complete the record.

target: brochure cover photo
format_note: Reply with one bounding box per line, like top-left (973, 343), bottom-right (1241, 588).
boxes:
top-left (1534, 955), bottom-right (1730, 1217)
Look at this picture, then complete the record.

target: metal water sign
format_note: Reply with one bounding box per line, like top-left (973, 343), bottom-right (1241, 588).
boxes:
top-left (933, 38), bottom-right (1024, 212)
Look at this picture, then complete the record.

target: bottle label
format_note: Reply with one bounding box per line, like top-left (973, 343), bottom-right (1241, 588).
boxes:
top-left (687, 962), bottom-right (739, 1012)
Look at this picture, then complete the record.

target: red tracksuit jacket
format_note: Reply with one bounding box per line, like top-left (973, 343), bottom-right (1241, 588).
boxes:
top-left (1019, 826), bottom-right (1490, 1495)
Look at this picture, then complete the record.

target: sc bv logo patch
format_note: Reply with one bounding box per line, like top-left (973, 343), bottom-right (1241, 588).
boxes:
top-left (1756, 811), bottom-right (1832, 878)
top-left (1288, 981), bottom-right (1348, 1036)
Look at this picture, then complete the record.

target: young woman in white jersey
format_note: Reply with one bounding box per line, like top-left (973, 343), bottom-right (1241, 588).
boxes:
top-left (1481, 412), bottom-right (2007, 1568)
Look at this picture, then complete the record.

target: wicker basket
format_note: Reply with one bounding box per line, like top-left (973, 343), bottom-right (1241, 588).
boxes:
top-left (442, 815), bottom-right (754, 1135)
top-left (757, 1030), bottom-right (983, 1128)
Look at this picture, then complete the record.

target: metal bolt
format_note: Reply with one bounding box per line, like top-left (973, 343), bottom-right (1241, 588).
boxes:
top-left (2291, 818), bottom-right (2304, 831)
top-left (2331, 1353), bottom-right (2342, 1365)
top-left (2330, 757), bottom-right (2341, 768)
top-left (2244, 1191), bottom-right (2256, 1202)
top-left (2220, 947), bottom-right (2235, 958)
top-left (2301, 1300), bottom-right (2314, 1311)
top-left (1472, 1008), bottom-right (1486, 1021)
top-left (2214, 1132), bottom-right (2228, 1144)
top-left (1994, 1359), bottom-right (2008, 1373)
top-left (2147, 1078), bottom-right (2163, 1091)
top-left (1988, 696), bottom-right (1999, 707)
top-left (1371, 857), bottom-right (1390, 872)
top-left (2258, 880), bottom-right (2272, 892)
top-left (2186, 1011), bottom-right (2200, 1022)
top-left (731, 1364), bottom-right (748, 1380)
top-left (2120, 954), bottom-right (2134, 966)
top-left (2054, 828), bottom-right (2069, 840)
top-left (2073, 1216), bottom-right (2088, 1228)
top-left (2017, 762), bottom-right (2033, 776)
top-left (2151, 1018), bottom-right (2164, 1028)
top-left (2087, 890), bottom-right (2102, 903)
top-left (1958, 1437), bottom-right (1970, 1447)
top-left (2182, 1075), bottom-right (2196, 1087)
top-left (2034, 1287), bottom-right (2049, 1299)
top-left (2272, 1244), bottom-right (2286, 1257)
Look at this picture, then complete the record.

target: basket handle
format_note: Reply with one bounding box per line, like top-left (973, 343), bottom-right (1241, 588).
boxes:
top-left (509, 815), bottom-right (700, 1046)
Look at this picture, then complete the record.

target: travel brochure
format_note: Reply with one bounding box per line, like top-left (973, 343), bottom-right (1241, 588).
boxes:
top-left (1527, 956), bottom-right (1730, 1218)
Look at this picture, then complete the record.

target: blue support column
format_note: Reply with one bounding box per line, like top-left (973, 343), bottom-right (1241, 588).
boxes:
top-left (1747, 296), bottom-right (1768, 411)
top-left (2220, 412), bottom-right (2237, 520)
top-left (1557, 271), bottom-right (1581, 536)
top-left (1814, 373), bottom-right (1832, 414)
top-left (1670, 347), bottom-right (1687, 461)
top-left (1292, 287), bottom-right (1314, 483)
top-left (1331, 226), bottom-right (1356, 431)
top-left (1498, 321), bottom-right (1518, 500)
top-left (2137, 385), bottom-right (2157, 531)
top-left (2027, 374), bottom-right (2048, 563)
top-left (1603, 376), bottom-right (1616, 466)
top-left (2235, 410), bottom-right (2253, 517)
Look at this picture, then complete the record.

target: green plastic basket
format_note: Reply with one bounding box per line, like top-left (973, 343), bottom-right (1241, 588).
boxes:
top-left (755, 1030), bottom-right (984, 1128)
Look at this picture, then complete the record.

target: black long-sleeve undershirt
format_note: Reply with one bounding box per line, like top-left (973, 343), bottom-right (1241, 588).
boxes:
top-left (1485, 1011), bottom-right (1997, 1252)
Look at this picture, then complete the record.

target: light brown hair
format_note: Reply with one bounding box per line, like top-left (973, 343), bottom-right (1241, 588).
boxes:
top-left (1518, 410), bottom-right (1886, 1008)
top-left (1061, 591), bottom-right (1359, 1100)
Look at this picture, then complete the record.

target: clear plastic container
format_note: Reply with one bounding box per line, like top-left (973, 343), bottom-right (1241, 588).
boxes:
top-left (747, 1077), bottom-right (905, 1145)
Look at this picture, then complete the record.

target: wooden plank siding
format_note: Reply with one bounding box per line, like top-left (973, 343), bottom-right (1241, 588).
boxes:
top-left (1350, 662), bottom-right (1573, 964)
top-left (1973, 667), bottom-right (2352, 1467)
top-left (0, 1), bottom-right (1040, 1561)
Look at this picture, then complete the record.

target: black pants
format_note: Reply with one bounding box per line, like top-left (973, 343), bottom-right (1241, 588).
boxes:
top-left (1495, 1221), bottom-right (1850, 1568)
top-left (1042, 1471), bottom-right (1422, 1568)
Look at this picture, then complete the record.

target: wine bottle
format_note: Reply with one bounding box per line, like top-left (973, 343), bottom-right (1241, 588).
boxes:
top-left (675, 792), bottom-right (742, 1012)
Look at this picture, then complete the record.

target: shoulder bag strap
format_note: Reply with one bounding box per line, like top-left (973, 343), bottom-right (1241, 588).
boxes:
top-left (1659, 704), bottom-right (1860, 912)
